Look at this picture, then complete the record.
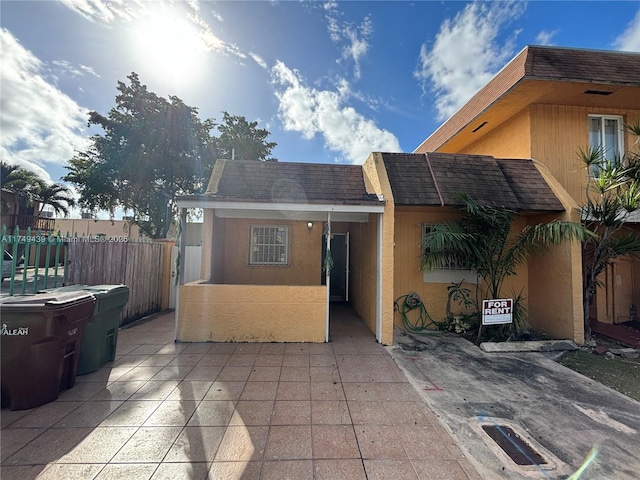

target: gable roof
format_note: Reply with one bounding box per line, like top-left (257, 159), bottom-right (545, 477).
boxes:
top-left (381, 152), bottom-right (564, 212)
top-left (416, 45), bottom-right (640, 153)
top-left (200, 159), bottom-right (381, 206)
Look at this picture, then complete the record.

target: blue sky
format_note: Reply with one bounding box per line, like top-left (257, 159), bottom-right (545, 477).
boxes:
top-left (1, 0), bottom-right (639, 217)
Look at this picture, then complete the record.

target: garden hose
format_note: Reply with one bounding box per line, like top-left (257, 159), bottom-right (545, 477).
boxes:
top-left (394, 293), bottom-right (438, 333)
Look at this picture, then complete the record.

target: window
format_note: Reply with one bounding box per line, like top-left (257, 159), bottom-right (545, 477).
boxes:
top-left (422, 224), bottom-right (469, 270)
top-left (249, 225), bottom-right (289, 265)
top-left (589, 115), bottom-right (624, 174)
top-left (422, 224), bottom-right (477, 284)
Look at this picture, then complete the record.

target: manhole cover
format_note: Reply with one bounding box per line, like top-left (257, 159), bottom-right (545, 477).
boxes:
top-left (482, 425), bottom-right (547, 466)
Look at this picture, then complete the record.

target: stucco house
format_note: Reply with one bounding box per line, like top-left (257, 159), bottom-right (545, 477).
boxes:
top-left (415, 45), bottom-right (640, 326)
top-left (175, 150), bottom-right (581, 344)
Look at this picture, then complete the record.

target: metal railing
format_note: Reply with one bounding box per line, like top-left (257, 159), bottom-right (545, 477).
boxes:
top-left (1, 225), bottom-right (67, 296)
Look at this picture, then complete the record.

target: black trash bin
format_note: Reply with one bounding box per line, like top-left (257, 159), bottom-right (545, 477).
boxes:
top-left (0, 292), bottom-right (96, 410)
top-left (39, 285), bottom-right (130, 375)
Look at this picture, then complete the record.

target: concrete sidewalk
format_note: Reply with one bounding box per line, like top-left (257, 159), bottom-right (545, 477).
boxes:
top-left (389, 330), bottom-right (640, 480)
top-left (1, 307), bottom-right (480, 479)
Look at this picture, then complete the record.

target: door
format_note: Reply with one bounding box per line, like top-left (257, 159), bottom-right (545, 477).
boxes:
top-left (170, 246), bottom-right (202, 308)
top-left (322, 233), bottom-right (349, 302)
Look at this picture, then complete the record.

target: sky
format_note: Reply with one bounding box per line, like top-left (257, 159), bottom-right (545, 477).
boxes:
top-left (1, 0), bottom-right (639, 218)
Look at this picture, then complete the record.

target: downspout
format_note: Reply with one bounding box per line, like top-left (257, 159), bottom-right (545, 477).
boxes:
top-left (376, 212), bottom-right (383, 343)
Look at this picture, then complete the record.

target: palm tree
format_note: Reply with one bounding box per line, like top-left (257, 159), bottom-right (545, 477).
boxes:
top-left (578, 121), bottom-right (640, 342)
top-left (1, 162), bottom-right (45, 216)
top-left (422, 193), bottom-right (591, 341)
top-left (37, 182), bottom-right (76, 218)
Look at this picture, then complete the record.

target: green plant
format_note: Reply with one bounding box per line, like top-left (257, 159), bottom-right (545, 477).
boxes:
top-left (437, 313), bottom-right (479, 334)
top-left (423, 193), bottom-right (590, 344)
top-left (578, 120), bottom-right (640, 342)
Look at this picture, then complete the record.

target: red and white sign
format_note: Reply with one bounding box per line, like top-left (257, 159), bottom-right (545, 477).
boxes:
top-left (482, 299), bottom-right (513, 325)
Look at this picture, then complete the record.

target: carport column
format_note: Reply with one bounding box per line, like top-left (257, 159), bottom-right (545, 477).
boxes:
top-left (325, 211), bottom-right (331, 342)
top-left (175, 208), bottom-right (187, 340)
top-left (376, 212), bottom-right (383, 343)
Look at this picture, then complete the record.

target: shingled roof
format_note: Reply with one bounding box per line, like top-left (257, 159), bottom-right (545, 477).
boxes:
top-left (523, 46), bottom-right (640, 85)
top-left (382, 152), bottom-right (564, 212)
top-left (207, 159), bottom-right (381, 205)
top-left (416, 45), bottom-right (640, 153)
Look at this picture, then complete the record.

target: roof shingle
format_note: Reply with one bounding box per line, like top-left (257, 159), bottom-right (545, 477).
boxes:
top-left (210, 160), bottom-right (381, 205)
top-left (382, 153), bottom-right (564, 212)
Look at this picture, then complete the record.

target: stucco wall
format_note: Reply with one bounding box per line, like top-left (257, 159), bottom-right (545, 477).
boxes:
top-left (349, 217), bottom-right (378, 336)
top-left (362, 153), bottom-right (395, 345)
top-left (461, 107), bottom-right (532, 159)
top-left (220, 218), bottom-right (322, 286)
top-left (177, 283), bottom-right (326, 342)
top-left (529, 105), bottom-right (640, 204)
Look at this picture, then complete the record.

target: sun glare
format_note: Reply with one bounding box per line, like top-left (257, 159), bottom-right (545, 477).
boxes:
top-left (134, 11), bottom-right (205, 82)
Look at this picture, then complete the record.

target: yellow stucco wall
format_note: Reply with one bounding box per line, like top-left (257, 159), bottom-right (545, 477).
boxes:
top-left (461, 107), bottom-right (532, 159)
top-left (362, 153), bottom-right (395, 345)
top-left (177, 283), bottom-right (326, 342)
top-left (349, 217), bottom-right (379, 336)
top-left (529, 106), bottom-right (640, 204)
top-left (393, 208), bottom-right (529, 329)
top-left (220, 219), bottom-right (322, 286)
top-left (527, 162), bottom-right (584, 343)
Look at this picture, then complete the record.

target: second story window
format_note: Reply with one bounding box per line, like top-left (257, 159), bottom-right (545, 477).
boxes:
top-left (589, 115), bottom-right (623, 174)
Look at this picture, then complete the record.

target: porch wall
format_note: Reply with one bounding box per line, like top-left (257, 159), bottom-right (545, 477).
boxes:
top-left (177, 283), bottom-right (326, 342)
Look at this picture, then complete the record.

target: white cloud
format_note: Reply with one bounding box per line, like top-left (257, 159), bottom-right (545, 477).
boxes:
top-left (414, 1), bottom-right (526, 121)
top-left (614, 9), bottom-right (640, 52)
top-left (60, 0), bottom-right (139, 23)
top-left (272, 61), bottom-right (401, 164)
top-left (51, 59), bottom-right (100, 78)
top-left (0, 29), bottom-right (90, 182)
top-left (250, 52), bottom-right (268, 70)
top-left (323, 1), bottom-right (373, 80)
top-left (535, 30), bottom-right (558, 46)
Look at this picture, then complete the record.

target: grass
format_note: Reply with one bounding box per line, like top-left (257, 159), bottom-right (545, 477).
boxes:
top-left (558, 334), bottom-right (640, 402)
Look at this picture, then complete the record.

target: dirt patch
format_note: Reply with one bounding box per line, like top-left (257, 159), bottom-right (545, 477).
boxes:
top-left (558, 334), bottom-right (640, 402)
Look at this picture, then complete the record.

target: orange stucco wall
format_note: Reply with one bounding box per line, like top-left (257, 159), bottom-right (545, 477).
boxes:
top-left (177, 283), bottom-right (326, 342)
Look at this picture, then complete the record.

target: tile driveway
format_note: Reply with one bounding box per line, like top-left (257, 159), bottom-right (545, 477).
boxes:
top-left (1, 305), bottom-right (481, 479)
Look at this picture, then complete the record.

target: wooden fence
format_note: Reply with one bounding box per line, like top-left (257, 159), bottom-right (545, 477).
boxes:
top-left (66, 239), bottom-right (165, 325)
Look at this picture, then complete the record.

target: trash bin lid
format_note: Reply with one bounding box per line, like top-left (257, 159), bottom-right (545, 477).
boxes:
top-left (0, 291), bottom-right (95, 309)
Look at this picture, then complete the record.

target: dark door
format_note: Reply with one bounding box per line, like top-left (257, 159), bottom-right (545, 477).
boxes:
top-left (321, 233), bottom-right (348, 301)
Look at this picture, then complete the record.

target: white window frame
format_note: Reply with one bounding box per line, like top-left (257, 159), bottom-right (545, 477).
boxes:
top-left (249, 225), bottom-right (289, 266)
top-left (588, 114), bottom-right (624, 174)
top-left (422, 223), bottom-right (478, 284)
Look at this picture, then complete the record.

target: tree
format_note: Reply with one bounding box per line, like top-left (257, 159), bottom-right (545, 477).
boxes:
top-left (37, 183), bottom-right (76, 218)
top-left (578, 121), bottom-right (640, 342)
top-left (1, 162), bottom-right (44, 215)
top-left (422, 193), bottom-right (591, 341)
top-left (64, 73), bottom-right (278, 238)
top-left (216, 112), bottom-right (277, 161)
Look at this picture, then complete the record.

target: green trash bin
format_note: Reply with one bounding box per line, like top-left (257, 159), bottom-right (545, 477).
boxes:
top-left (0, 292), bottom-right (96, 410)
top-left (40, 285), bottom-right (130, 375)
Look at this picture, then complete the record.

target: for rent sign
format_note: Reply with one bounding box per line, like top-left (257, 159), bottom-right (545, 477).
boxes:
top-left (482, 299), bottom-right (513, 325)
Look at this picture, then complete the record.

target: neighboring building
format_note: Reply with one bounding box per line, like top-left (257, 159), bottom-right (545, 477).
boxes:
top-left (415, 45), bottom-right (640, 326)
top-left (53, 218), bottom-right (145, 240)
top-left (1, 188), bottom-right (54, 232)
top-left (175, 153), bottom-right (581, 344)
